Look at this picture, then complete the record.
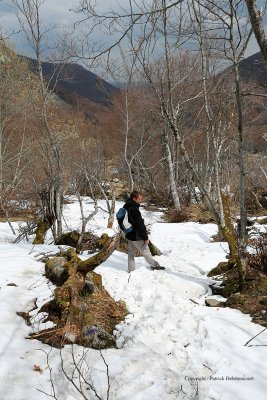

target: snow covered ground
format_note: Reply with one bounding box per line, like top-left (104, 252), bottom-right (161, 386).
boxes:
top-left (0, 198), bottom-right (266, 400)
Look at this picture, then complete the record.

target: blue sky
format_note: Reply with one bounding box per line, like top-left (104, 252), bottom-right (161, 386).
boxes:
top-left (0, 0), bottom-right (262, 59)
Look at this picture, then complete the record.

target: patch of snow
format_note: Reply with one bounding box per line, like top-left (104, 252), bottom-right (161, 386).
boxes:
top-left (0, 199), bottom-right (266, 400)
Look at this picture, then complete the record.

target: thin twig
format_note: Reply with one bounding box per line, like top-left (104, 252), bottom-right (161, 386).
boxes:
top-left (100, 350), bottom-right (110, 400)
top-left (244, 328), bottom-right (267, 347)
top-left (36, 348), bottom-right (57, 399)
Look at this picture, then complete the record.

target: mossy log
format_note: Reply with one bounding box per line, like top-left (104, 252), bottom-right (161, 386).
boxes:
top-left (31, 268), bottom-right (127, 348)
top-left (221, 192), bottom-right (238, 264)
top-left (33, 218), bottom-right (52, 244)
top-left (26, 233), bottom-right (127, 348)
top-left (77, 233), bottom-right (120, 273)
top-left (54, 272), bottom-right (85, 306)
top-left (148, 241), bottom-right (162, 256)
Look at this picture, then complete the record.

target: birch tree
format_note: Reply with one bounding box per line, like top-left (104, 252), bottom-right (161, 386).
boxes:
top-left (0, 42), bottom-right (35, 233)
top-left (11, 0), bottom-right (69, 240)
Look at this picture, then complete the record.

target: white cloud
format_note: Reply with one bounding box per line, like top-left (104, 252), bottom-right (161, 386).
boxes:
top-left (0, 1), bottom-right (262, 61)
top-left (245, 33), bottom-right (260, 58)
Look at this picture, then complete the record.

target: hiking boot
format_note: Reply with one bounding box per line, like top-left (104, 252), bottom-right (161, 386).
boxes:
top-left (151, 265), bottom-right (165, 270)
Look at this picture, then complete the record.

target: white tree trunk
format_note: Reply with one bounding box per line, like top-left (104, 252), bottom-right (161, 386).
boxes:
top-left (164, 130), bottom-right (181, 211)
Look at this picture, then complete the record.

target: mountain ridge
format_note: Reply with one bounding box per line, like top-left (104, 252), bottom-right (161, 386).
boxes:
top-left (23, 56), bottom-right (119, 108)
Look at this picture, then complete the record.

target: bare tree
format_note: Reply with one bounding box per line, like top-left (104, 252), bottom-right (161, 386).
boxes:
top-left (0, 41), bottom-right (35, 234)
top-left (73, 0), bottom-right (256, 283)
top-left (11, 0), bottom-right (72, 240)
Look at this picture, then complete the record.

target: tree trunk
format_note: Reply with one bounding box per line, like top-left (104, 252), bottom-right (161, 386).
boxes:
top-left (221, 192), bottom-right (246, 287)
top-left (163, 130), bottom-right (181, 211)
top-left (107, 191), bottom-right (116, 228)
top-left (234, 60), bottom-right (247, 285)
top-left (33, 218), bottom-right (52, 244)
top-left (76, 196), bottom-right (98, 253)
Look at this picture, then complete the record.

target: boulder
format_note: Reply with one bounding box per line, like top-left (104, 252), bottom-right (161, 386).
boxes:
top-left (45, 257), bottom-right (68, 286)
top-left (82, 271), bottom-right (102, 296)
top-left (205, 298), bottom-right (223, 307)
top-left (81, 325), bottom-right (116, 349)
top-left (208, 262), bottom-right (231, 277)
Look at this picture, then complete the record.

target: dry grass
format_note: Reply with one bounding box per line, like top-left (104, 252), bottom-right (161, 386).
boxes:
top-left (84, 288), bottom-right (128, 334)
top-left (0, 217), bottom-right (24, 222)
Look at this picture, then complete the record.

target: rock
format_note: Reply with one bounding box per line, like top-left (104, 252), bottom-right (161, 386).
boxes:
top-left (208, 262), bottom-right (231, 277)
top-left (64, 332), bottom-right (77, 343)
top-left (86, 271), bottom-right (102, 291)
top-left (205, 298), bottom-right (223, 307)
top-left (210, 283), bottom-right (224, 296)
top-left (83, 279), bottom-right (95, 295)
top-left (81, 325), bottom-right (116, 349)
top-left (82, 271), bottom-right (103, 296)
top-left (45, 257), bottom-right (68, 286)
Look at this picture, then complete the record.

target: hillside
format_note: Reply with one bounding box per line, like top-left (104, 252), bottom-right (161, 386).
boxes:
top-left (24, 57), bottom-right (119, 108)
top-left (238, 51), bottom-right (267, 86)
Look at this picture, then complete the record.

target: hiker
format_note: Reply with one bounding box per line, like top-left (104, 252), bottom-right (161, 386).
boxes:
top-left (123, 190), bottom-right (165, 273)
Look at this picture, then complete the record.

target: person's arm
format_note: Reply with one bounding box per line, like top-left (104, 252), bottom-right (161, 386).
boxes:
top-left (130, 208), bottom-right (148, 240)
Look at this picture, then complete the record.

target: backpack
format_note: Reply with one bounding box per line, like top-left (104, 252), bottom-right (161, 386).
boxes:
top-left (116, 208), bottom-right (133, 234)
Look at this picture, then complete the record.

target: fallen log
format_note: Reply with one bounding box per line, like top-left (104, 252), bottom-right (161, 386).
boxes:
top-left (77, 233), bottom-right (120, 273)
top-left (22, 233), bottom-right (127, 349)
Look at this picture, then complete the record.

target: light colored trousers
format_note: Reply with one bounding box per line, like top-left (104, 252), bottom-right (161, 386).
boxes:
top-left (127, 240), bottom-right (161, 272)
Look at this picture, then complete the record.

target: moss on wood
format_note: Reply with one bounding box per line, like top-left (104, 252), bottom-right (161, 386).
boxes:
top-left (33, 219), bottom-right (52, 244)
top-left (26, 233), bottom-right (127, 349)
top-left (148, 241), bottom-right (162, 256)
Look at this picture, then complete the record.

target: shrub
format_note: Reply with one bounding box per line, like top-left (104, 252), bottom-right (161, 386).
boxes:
top-left (163, 204), bottom-right (215, 224)
top-left (247, 231), bottom-right (267, 274)
top-left (164, 209), bottom-right (190, 223)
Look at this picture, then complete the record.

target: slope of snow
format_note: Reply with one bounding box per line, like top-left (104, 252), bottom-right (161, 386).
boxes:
top-left (0, 199), bottom-right (266, 400)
